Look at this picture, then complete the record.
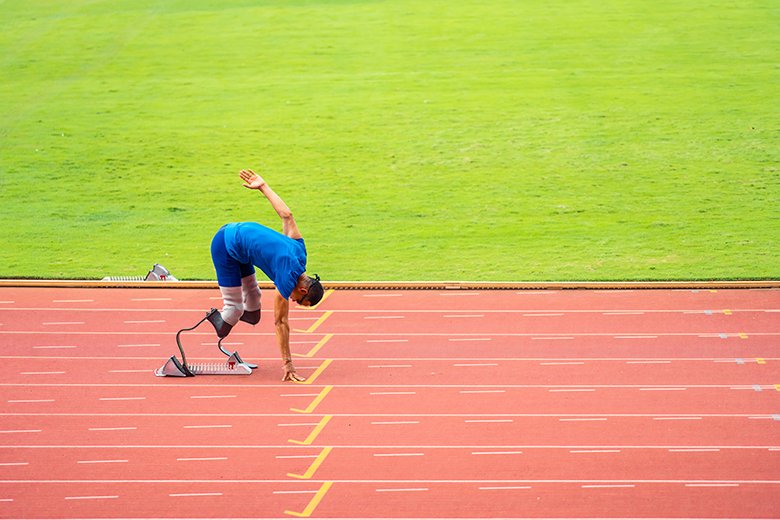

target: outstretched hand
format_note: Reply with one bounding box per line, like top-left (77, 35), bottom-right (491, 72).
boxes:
top-left (240, 169), bottom-right (267, 190)
top-left (283, 361), bottom-right (306, 383)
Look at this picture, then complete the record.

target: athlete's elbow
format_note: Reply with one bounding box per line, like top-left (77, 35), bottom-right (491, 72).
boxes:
top-left (275, 316), bottom-right (289, 329)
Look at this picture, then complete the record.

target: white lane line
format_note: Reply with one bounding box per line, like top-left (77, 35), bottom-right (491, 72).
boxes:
top-left (371, 421), bottom-right (420, 425)
top-left (582, 484), bottom-right (635, 488)
top-left (364, 316), bottom-right (405, 320)
top-left (88, 427), bottom-right (137, 432)
top-left (189, 395), bottom-right (237, 400)
top-left (183, 425), bottom-right (232, 429)
top-left (8, 399), bottom-right (55, 403)
top-left (177, 457), bottom-right (228, 462)
top-left (373, 453), bottom-right (424, 457)
top-left (77, 460), bottom-right (128, 464)
top-left (32, 345), bottom-right (77, 350)
top-left (367, 339), bottom-right (409, 343)
top-left (465, 419), bottom-right (513, 423)
top-left (99, 397), bottom-right (146, 401)
top-left (124, 320), bottom-right (165, 324)
top-left (669, 449), bottom-right (721, 452)
top-left (169, 492), bottom-right (223, 497)
top-left (0, 462), bottom-right (29, 466)
top-left (0, 430), bottom-right (41, 434)
top-left (569, 450), bottom-right (621, 454)
top-left (376, 487), bottom-right (429, 492)
top-left (459, 390), bottom-right (505, 394)
top-left (471, 451), bottom-right (523, 456)
top-left (540, 361), bottom-right (584, 366)
top-left (368, 364), bottom-right (412, 368)
top-left (653, 417), bottom-right (702, 421)
top-left (480, 486), bottom-right (532, 490)
top-left (370, 391), bottom-right (417, 395)
top-left (275, 455), bottom-right (319, 460)
top-left (448, 338), bottom-right (492, 342)
top-left (117, 343), bottom-right (160, 348)
top-left (19, 371), bottom-right (66, 375)
top-left (42, 322), bottom-right (84, 326)
top-left (685, 483), bottom-right (739, 488)
top-left (65, 495), bottom-right (118, 500)
top-left (453, 363), bottom-right (498, 367)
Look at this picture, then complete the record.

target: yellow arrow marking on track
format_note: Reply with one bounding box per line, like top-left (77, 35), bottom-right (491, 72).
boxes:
top-left (293, 334), bottom-right (333, 358)
top-left (291, 385), bottom-right (333, 414)
top-left (294, 311), bottom-right (333, 334)
top-left (287, 447), bottom-right (333, 480)
top-left (297, 359), bottom-right (333, 385)
top-left (284, 481), bottom-right (333, 518)
top-left (288, 415), bottom-right (332, 445)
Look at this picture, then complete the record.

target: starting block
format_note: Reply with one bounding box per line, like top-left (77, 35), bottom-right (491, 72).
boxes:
top-left (154, 309), bottom-right (257, 377)
top-left (155, 352), bottom-right (253, 377)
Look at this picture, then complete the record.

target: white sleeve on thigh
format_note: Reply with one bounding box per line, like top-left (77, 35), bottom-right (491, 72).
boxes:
top-left (241, 273), bottom-right (261, 312)
top-left (219, 286), bottom-right (243, 325)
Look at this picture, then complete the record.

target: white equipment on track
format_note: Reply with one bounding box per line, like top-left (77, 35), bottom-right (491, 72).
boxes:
top-left (155, 351), bottom-right (253, 377)
top-left (154, 309), bottom-right (257, 377)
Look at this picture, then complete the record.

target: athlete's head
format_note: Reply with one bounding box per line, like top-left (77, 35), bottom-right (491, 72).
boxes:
top-left (294, 273), bottom-right (324, 307)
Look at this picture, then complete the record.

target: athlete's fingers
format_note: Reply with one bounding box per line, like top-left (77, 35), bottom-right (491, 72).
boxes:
top-left (283, 370), bottom-right (306, 382)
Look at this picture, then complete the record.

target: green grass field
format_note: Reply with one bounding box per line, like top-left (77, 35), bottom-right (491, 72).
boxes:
top-left (1, 0), bottom-right (778, 281)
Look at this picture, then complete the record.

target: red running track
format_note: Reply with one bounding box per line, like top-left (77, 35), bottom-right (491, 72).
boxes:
top-left (0, 286), bottom-right (779, 518)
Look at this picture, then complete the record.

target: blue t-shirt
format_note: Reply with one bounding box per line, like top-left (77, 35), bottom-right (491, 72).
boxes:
top-left (223, 222), bottom-right (307, 299)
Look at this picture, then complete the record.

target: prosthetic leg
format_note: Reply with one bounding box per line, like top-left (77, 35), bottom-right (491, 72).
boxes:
top-left (154, 309), bottom-right (256, 377)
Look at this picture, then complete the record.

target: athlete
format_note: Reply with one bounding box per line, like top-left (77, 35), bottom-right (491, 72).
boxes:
top-left (208, 169), bottom-right (324, 382)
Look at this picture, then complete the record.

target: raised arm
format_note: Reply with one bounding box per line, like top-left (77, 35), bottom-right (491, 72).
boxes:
top-left (239, 169), bottom-right (302, 239)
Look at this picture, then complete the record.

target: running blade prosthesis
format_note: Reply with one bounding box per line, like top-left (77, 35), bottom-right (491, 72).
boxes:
top-left (155, 309), bottom-right (256, 377)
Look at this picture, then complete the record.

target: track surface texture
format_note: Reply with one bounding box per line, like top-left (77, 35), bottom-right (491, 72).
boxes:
top-left (0, 286), bottom-right (778, 519)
